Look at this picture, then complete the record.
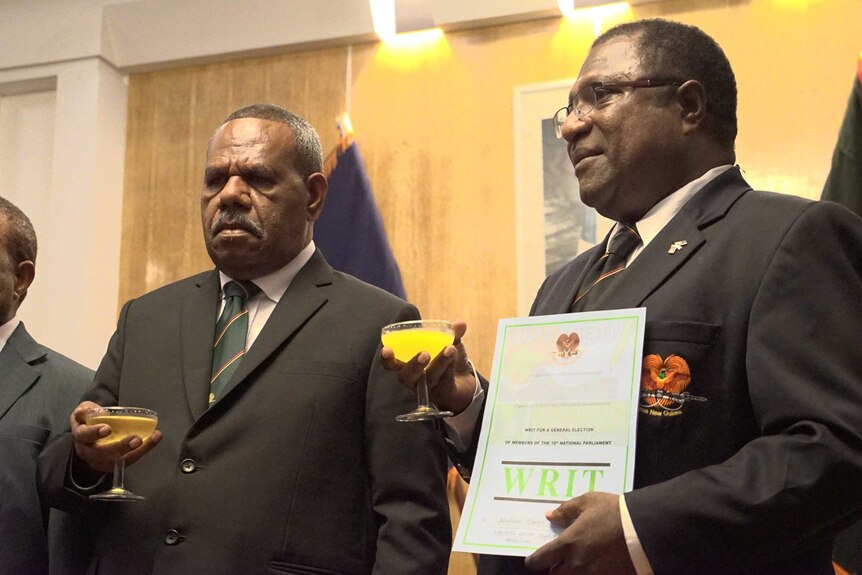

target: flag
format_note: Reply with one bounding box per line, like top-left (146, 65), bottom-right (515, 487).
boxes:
top-left (316, 141), bottom-right (407, 299)
top-left (825, 53), bottom-right (862, 575)
top-left (821, 53), bottom-right (862, 216)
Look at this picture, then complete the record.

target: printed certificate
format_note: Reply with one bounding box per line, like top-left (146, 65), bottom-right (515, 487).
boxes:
top-left (453, 308), bottom-right (646, 556)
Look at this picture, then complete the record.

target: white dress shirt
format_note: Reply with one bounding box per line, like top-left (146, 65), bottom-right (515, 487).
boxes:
top-left (217, 240), bottom-right (316, 348)
top-left (0, 316), bottom-right (20, 355)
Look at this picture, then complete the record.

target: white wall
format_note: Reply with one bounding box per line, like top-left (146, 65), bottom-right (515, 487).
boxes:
top-left (0, 59), bottom-right (127, 369)
top-left (0, 89), bottom-right (57, 232)
top-left (0, 88), bottom-right (58, 347)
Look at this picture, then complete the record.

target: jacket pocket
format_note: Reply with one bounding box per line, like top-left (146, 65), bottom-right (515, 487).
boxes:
top-left (0, 424), bottom-right (49, 513)
top-left (645, 320), bottom-right (719, 345)
top-left (0, 423), bottom-right (50, 446)
top-left (270, 360), bottom-right (358, 382)
top-left (644, 320), bottom-right (720, 364)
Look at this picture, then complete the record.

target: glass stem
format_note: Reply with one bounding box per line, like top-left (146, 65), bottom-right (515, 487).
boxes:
top-left (112, 459), bottom-right (126, 492)
top-left (416, 373), bottom-right (432, 408)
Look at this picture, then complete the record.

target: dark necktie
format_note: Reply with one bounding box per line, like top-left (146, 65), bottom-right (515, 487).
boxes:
top-left (571, 223), bottom-right (641, 312)
top-left (210, 280), bottom-right (261, 405)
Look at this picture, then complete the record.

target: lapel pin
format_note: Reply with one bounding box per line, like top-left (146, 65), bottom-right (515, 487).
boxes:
top-left (668, 240), bottom-right (688, 254)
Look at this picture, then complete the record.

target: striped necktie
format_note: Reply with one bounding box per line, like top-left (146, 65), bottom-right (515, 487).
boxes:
top-left (210, 280), bottom-right (261, 405)
top-left (571, 223), bottom-right (641, 312)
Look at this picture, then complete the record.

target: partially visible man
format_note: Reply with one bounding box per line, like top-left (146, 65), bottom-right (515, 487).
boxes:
top-left (40, 104), bottom-right (451, 575)
top-left (0, 196), bottom-right (94, 575)
top-left (387, 19), bottom-right (862, 575)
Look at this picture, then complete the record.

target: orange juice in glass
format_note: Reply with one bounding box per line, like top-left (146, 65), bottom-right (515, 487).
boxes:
top-left (382, 320), bottom-right (455, 421)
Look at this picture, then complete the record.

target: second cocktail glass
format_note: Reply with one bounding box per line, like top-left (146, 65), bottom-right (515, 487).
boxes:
top-left (382, 320), bottom-right (455, 422)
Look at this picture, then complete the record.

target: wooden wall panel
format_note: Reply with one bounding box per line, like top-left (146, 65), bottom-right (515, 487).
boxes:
top-left (121, 0), bottom-right (862, 382)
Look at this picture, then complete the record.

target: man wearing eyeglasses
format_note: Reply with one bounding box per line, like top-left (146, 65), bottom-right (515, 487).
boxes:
top-left (385, 18), bottom-right (862, 575)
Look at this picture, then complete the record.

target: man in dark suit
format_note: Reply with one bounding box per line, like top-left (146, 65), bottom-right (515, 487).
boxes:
top-left (386, 19), bottom-right (862, 575)
top-left (39, 104), bottom-right (451, 575)
top-left (0, 196), bottom-right (94, 575)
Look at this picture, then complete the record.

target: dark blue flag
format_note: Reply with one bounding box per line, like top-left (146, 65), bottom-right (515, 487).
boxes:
top-left (316, 141), bottom-right (407, 299)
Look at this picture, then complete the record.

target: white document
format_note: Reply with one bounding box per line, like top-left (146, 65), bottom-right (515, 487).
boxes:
top-left (453, 308), bottom-right (646, 556)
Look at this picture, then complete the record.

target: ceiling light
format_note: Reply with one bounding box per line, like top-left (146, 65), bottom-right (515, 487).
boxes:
top-left (370, 0), bottom-right (437, 43)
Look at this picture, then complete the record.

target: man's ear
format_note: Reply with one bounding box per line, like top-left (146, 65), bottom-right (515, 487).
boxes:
top-left (676, 79), bottom-right (708, 135)
top-left (306, 172), bottom-right (328, 222)
top-left (14, 260), bottom-right (35, 306)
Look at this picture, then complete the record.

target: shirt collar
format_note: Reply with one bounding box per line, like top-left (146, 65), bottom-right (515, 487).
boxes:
top-left (218, 240), bottom-right (316, 303)
top-left (0, 316), bottom-right (21, 355)
top-left (624, 164), bottom-right (734, 248)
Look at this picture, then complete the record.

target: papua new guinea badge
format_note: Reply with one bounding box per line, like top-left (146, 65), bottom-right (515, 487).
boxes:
top-left (639, 354), bottom-right (706, 416)
top-left (551, 332), bottom-right (582, 365)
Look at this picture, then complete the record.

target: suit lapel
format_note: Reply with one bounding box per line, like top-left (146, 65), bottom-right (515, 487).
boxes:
top-left (596, 215), bottom-right (706, 308)
top-left (590, 166), bottom-right (752, 310)
top-left (182, 272), bottom-right (221, 421)
top-left (0, 324), bottom-right (47, 419)
top-left (215, 250), bottom-right (332, 404)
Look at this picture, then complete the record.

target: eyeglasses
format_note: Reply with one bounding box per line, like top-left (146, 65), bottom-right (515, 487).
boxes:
top-left (553, 79), bottom-right (682, 139)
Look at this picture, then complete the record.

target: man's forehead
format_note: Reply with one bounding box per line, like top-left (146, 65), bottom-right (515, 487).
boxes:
top-left (572, 36), bottom-right (641, 92)
top-left (212, 119), bottom-right (268, 147)
top-left (224, 116), bottom-right (284, 135)
top-left (207, 118), bottom-right (291, 163)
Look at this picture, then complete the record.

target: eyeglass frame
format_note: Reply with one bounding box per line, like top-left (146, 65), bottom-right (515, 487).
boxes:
top-left (553, 78), bottom-right (683, 139)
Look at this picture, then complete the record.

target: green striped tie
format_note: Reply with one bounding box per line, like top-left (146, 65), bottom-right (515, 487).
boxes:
top-left (571, 223), bottom-right (641, 311)
top-left (210, 280), bottom-right (260, 405)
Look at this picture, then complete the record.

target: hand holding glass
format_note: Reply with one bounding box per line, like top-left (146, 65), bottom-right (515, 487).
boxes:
top-left (85, 406), bottom-right (158, 501)
top-left (382, 320), bottom-right (455, 422)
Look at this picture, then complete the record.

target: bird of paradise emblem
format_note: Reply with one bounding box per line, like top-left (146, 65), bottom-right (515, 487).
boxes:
top-left (640, 354), bottom-right (706, 413)
top-left (555, 332), bottom-right (580, 358)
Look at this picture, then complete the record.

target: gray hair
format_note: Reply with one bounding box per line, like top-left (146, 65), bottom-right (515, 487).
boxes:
top-left (221, 104), bottom-right (323, 178)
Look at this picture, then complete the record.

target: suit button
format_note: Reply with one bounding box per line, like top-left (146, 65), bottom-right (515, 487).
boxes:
top-left (164, 529), bottom-right (181, 545)
top-left (180, 459), bottom-right (196, 473)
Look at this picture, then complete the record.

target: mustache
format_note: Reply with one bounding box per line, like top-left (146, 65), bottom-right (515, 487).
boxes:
top-left (210, 209), bottom-right (264, 238)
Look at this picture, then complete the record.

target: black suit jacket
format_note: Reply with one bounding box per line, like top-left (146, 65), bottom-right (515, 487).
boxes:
top-left (0, 323), bottom-right (94, 575)
top-left (478, 168), bottom-right (862, 574)
top-left (40, 251), bottom-right (451, 575)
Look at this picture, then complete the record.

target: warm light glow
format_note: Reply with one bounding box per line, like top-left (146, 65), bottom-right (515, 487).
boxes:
top-left (374, 30), bottom-right (450, 70)
top-left (370, 0), bottom-right (397, 42)
top-left (744, 171), bottom-right (820, 201)
top-left (558, 0), bottom-right (630, 18)
top-left (370, 0), bottom-right (441, 44)
top-left (336, 113), bottom-right (354, 136)
top-left (558, 0), bottom-right (579, 18)
top-left (382, 27), bottom-right (444, 48)
top-left (770, 0), bottom-right (823, 9)
top-left (556, 2), bottom-right (631, 38)
top-left (552, 2), bottom-right (632, 55)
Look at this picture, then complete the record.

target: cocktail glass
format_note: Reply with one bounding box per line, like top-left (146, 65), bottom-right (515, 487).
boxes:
top-left (382, 320), bottom-right (455, 422)
top-left (85, 406), bottom-right (158, 501)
